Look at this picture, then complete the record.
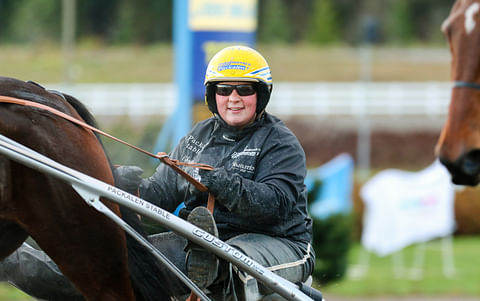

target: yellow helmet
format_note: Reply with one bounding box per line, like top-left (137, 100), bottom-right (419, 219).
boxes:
top-left (204, 45), bottom-right (273, 114)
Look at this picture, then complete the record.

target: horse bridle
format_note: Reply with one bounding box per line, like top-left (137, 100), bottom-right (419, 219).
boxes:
top-left (454, 80), bottom-right (480, 90)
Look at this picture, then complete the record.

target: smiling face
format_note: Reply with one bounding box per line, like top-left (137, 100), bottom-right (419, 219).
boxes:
top-left (215, 81), bottom-right (258, 127)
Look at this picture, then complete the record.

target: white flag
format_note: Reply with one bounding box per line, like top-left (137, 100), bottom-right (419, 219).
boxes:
top-left (360, 160), bottom-right (455, 256)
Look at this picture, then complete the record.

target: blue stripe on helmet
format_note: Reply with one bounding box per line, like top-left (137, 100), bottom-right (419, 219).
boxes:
top-left (249, 66), bottom-right (270, 75)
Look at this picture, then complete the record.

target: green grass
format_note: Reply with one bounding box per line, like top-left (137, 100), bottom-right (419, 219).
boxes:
top-left (317, 236), bottom-right (480, 298)
top-left (0, 43), bottom-right (451, 83)
top-left (0, 284), bottom-right (34, 301)
top-left (0, 43), bottom-right (174, 83)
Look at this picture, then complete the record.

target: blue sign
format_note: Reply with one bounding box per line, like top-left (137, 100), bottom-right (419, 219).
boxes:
top-left (189, 0), bottom-right (258, 101)
top-left (154, 0), bottom-right (257, 154)
top-left (307, 153), bottom-right (354, 219)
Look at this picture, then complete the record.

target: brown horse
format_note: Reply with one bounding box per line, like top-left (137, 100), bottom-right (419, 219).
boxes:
top-left (0, 76), bottom-right (178, 300)
top-left (436, 0), bottom-right (480, 185)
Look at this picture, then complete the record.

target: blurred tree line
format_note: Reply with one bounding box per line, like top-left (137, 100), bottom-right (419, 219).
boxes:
top-left (0, 0), bottom-right (454, 45)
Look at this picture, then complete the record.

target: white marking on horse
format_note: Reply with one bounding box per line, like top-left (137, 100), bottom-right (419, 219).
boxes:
top-left (465, 2), bottom-right (480, 34)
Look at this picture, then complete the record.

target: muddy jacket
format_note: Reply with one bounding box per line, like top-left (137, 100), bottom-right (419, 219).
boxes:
top-left (140, 113), bottom-right (313, 243)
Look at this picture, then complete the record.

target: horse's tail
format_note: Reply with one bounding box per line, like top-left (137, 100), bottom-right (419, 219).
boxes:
top-left (119, 207), bottom-right (183, 301)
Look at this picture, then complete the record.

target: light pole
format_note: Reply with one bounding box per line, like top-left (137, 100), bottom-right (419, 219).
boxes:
top-left (357, 15), bottom-right (378, 180)
top-left (62, 0), bottom-right (76, 84)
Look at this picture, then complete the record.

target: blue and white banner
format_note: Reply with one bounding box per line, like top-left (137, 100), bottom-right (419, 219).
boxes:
top-left (360, 160), bottom-right (456, 256)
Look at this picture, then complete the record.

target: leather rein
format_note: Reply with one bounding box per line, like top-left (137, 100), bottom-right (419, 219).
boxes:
top-left (0, 95), bottom-right (213, 194)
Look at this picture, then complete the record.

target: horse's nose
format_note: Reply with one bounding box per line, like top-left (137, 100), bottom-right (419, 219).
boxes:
top-left (439, 149), bottom-right (480, 186)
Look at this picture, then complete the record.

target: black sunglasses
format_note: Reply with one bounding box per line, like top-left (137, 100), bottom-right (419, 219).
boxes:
top-left (215, 83), bottom-right (257, 96)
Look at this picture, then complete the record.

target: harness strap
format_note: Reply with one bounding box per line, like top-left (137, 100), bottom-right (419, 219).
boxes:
top-left (454, 80), bottom-right (480, 90)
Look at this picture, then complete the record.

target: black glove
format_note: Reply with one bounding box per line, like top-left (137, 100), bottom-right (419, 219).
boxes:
top-left (198, 167), bottom-right (229, 195)
top-left (113, 165), bottom-right (144, 194)
top-left (198, 168), bottom-right (244, 211)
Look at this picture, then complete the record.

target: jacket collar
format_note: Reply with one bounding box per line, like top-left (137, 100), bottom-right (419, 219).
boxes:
top-left (213, 114), bottom-right (264, 142)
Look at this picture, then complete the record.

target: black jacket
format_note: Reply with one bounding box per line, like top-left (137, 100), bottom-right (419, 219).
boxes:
top-left (140, 113), bottom-right (313, 243)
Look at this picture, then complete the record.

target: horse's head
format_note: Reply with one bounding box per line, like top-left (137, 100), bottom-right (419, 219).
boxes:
top-left (436, 0), bottom-right (480, 185)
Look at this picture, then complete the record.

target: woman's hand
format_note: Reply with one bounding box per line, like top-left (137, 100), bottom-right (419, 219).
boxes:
top-left (113, 165), bottom-right (144, 194)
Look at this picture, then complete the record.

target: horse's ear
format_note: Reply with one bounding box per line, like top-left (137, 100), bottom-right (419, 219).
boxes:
top-left (47, 89), bottom-right (67, 101)
top-left (60, 93), bottom-right (98, 127)
top-left (26, 80), bottom-right (46, 90)
top-left (26, 80), bottom-right (69, 104)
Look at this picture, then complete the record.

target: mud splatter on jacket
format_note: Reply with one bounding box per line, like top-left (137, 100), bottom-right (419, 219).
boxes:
top-left (140, 113), bottom-right (313, 243)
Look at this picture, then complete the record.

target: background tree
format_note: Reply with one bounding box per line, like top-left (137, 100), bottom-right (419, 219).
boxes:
top-left (0, 1), bottom-right (22, 42)
top-left (7, 0), bottom-right (59, 43)
top-left (258, 0), bottom-right (292, 44)
top-left (307, 0), bottom-right (340, 45)
top-left (387, 0), bottom-right (415, 44)
top-left (77, 0), bottom-right (120, 43)
top-left (0, 0), bottom-right (457, 46)
top-left (113, 0), bottom-right (172, 44)
top-left (409, 0), bottom-right (456, 43)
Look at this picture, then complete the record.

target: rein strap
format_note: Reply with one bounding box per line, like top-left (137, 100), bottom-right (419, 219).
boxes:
top-left (0, 95), bottom-right (213, 192)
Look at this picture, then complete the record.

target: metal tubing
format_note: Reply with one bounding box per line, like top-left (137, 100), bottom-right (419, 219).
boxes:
top-left (0, 134), bottom-right (315, 301)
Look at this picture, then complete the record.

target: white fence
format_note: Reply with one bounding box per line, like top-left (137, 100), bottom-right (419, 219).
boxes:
top-left (50, 83), bottom-right (177, 117)
top-left (50, 82), bottom-right (452, 118)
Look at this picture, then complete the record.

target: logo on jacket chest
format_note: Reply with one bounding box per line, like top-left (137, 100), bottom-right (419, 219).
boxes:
top-left (231, 148), bottom-right (260, 159)
top-left (230, 148), bottom-right (260, 174)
